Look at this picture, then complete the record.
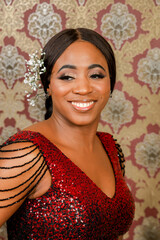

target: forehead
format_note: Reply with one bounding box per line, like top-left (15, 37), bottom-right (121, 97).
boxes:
top-left (53, 40), bottom-right (108, 68)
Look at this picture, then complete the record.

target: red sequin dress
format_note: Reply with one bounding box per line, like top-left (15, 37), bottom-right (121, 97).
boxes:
top-left (3, 131), bottom-right (135, 239)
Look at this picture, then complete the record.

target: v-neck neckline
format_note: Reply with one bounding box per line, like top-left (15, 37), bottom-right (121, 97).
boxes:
top-left (21, 130), bottom-right (117, 200)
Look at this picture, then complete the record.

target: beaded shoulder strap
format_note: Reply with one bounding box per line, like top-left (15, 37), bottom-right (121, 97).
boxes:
top-left (0, 140), bottom-right (48, 208)
top-left (114, 140), bottom-right (125, 176)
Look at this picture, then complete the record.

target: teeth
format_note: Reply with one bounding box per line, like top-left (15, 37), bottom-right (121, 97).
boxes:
top-left (72, 101), bottom-right (94, 108)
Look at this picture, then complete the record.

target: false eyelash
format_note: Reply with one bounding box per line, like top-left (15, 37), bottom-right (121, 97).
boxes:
top-left (58, 74), bottom-right (74, 80)
top-left (90, 73), bottom-right (105, 79)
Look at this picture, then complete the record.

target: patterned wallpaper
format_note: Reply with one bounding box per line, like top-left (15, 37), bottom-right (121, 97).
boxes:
top-left (0, 0), bottom-right (160, 239)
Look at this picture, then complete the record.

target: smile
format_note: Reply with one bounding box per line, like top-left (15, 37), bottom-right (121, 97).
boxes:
top-left (71, 101), bottom-right (95, 111)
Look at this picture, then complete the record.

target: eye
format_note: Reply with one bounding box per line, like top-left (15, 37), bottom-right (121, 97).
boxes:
top-left (90, 73), bottom-right (105, 79)
top-left (58, 74), bottom-right (74, 81)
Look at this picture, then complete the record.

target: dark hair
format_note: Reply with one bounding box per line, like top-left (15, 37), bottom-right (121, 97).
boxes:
top-left (40, 28), bottom-right (116, 120)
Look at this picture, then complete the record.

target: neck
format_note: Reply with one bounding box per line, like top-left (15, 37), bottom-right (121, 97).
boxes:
top-left (46, 115), bottom-right (100, 152)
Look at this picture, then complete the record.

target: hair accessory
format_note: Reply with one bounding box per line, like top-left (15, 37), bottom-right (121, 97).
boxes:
top-left (24, 49), bottom-right (46, 106)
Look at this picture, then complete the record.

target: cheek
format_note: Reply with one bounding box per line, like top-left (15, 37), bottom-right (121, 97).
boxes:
top-left (49, 82), bottom-right (69, 95)
top-left (96, 81), bottom-right (110, 95)
top-left (97, 82), bottom-right (110, 102)
top-left (99, 93), bottom-right (110, 103)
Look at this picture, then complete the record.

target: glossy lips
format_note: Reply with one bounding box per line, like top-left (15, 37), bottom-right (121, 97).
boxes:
top-left (71, 101), bottom-right (95, 111)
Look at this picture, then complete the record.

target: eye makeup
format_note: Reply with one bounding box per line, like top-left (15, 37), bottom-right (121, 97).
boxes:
top-left (58, 73), bottom-right (76, 81)
top-left (56, 63), bottom-right (107, 81)
top-left (90, 73), bottom-right (106, 79)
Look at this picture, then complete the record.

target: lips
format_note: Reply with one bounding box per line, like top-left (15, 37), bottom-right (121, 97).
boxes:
top-left (71, 101), bottom-right (95, 111)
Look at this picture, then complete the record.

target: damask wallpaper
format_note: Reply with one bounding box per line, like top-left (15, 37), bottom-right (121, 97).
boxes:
top-left (0, 0), bottom-right (160, 239)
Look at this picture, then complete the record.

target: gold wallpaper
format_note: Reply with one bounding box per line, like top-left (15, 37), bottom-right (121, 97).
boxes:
top-left (0, 0), bottom-right (160, 239)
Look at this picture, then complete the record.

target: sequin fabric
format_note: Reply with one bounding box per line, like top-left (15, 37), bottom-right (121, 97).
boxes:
top-left (5, 131), bottom-right (135, 239)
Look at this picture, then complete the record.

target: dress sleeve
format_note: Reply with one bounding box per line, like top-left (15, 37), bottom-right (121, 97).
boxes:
top-left (0, 140), bottom-right (48, 208)
top-left (114, 140), bottom-right (125, 176)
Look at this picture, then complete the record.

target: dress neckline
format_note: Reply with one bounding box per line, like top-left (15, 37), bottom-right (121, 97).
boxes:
top-left (20, 130), bottom-right (117, 200)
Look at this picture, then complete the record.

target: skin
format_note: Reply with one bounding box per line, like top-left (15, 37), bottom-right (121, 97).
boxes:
top-left (119, 236), bottom-right (123, 240)
top-left (0, 41), bottom-right (123, 238)
top-left (48, 41), bottom-right (110, 127)
top-left (29, 41), bottom-right (115, 198)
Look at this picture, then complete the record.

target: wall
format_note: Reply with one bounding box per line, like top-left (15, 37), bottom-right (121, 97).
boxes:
top-left (0, 0), bottom-right (160, 239)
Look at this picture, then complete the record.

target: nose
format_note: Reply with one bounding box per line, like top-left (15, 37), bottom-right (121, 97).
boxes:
top-left (72, 76), bottom-right (93, 95)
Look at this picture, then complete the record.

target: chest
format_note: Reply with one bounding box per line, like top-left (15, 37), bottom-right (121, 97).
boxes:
top-left (8, 136), bottom-right (135, 239)
top-left (11, 158), bottom-right (134, 239)
top-left (64, 149), bottom-right (116, 198)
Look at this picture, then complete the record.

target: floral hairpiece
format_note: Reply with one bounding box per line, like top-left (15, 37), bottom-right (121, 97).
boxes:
top-left (24, 49), bottom-right (46, 106)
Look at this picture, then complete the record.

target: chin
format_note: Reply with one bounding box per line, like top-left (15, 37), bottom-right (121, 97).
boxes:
top-left (67, 115), bottom-right (100, 127)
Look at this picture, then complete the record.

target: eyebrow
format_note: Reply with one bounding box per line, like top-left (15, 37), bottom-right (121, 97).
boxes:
top-left (88, 64), bottom-right (106, 72)
top-left (57, 64), bottom-right (106, 73)
top-left (57, 65), bottom-right (76, 73)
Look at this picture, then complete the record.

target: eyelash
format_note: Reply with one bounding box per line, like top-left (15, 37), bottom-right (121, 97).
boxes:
top-left (58, 73), bottom-right (105, 81)
top-left (90, 73), bottom-right (105, 79)
top-left (58, 75), bottom-right (74, 81)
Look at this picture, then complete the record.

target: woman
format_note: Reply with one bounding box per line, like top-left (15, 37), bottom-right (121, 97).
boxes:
top-left (0, 28), bottom-right (134, 239)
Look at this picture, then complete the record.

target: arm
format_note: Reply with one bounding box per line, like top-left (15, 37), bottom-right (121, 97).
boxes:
top-left (0, 141), bottom-right (47, 226)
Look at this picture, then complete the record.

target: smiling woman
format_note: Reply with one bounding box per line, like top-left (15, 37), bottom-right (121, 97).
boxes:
top-left (0, 28), bottom-right (135, 240)
top-left (48, 40), bottom-right (110, 126)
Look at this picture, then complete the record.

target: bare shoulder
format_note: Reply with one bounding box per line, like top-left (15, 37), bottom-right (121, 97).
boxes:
top-left (23, 119), bottom-right (50, 134)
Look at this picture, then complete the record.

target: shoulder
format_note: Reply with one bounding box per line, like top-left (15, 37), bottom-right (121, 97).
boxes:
top-left (97, 131), bottom-right (125, 176)
top-left (97, 131), bottom-right (122, 149)
top-left (2, 130), bottom-right (38, 145)
top-left (113, 139), bottom-right (125, 176)
top-left (97, 131), bottom-right (113, 140)
top-left (0, 130), bottom-right (46, 184)
top-left (1, 129), bottom-right (46, 151)
top-left (97, 131), bottom-right (115, 146)
top-left (0, 132), bottom-right (48, 208)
